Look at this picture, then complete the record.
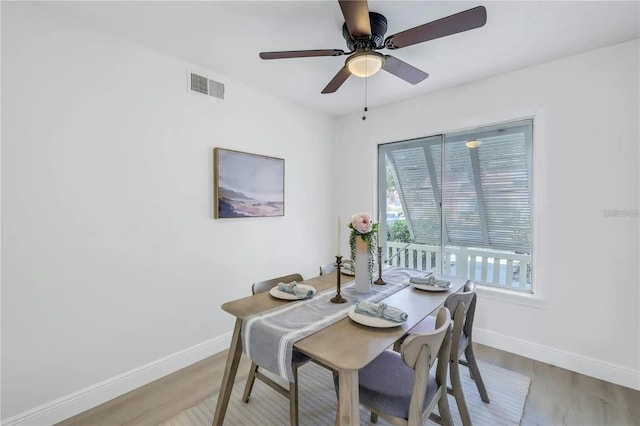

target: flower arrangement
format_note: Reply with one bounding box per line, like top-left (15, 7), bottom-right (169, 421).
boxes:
top-left (348, 212), bottom-right (379, 284)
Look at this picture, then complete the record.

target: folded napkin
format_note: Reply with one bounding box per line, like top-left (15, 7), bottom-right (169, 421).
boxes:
top-left (277, 281), bottom-right (314, 298)
top-left (410, 275), bottom-right (451, 289)
top-left (354, 301), bottom-right (408, 323)
top-left (432, 279), bottom-right (451, 288)
top-left (409, 271), bottom-right (435, 285)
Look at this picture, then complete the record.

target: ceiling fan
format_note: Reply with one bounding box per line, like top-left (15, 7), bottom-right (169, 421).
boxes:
top-left (259, 1), bottom-right (487, 94)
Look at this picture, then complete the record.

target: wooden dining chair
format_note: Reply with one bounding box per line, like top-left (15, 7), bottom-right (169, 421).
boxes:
top-left (340, 306), bottom-right (453, 426)
top-left (400, 280), bottom-right (490, 426)
top-left (241, 273), bottom-right (310, 426)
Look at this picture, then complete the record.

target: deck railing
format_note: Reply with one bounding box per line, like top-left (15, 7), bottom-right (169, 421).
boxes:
top-left (386, 241), bottom-right (531, 292)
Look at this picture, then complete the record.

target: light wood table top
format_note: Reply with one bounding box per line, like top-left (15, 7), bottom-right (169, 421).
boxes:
top-left (221, 272), bottom-right (338, 319)
top-left (214, 270), bottom-right (467, 426)
top-left (295, 275), bottom-right (466, 370)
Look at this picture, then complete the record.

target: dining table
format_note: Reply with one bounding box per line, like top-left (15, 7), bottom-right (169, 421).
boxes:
top-left (211, 267), bottom-right (468, 426)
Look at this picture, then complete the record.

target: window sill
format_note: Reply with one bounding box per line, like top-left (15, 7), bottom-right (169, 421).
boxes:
top-left (476, 285), bottom-right (547, 310)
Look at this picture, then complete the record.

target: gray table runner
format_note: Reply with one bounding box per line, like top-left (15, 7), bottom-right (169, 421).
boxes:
top-left (242, 268), bottom-right (424, 381)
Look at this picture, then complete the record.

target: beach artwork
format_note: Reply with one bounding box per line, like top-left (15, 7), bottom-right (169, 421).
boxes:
top-left (214, 148), bottom-right (284, 218)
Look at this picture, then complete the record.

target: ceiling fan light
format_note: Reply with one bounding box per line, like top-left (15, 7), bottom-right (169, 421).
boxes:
top-left (347, 52), bottom-right (384, 78)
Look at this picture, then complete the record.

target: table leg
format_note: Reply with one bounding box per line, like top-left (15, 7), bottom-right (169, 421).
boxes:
top-left (212, 318), bottom-right (243, 426)
top-left (336, 369), bottom-right (359, 426)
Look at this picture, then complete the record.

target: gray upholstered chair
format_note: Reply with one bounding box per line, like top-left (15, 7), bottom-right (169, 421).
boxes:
top-left (338, 306), bottom-right (454, 426)
top-left (242, 273), bottom-right (309, 426)
top-left (319, 262), bottom-right (336, 275)
top-left (320, 259), bottom-right (353, 275)
top-left (403, 280), bottom-right (490, 426)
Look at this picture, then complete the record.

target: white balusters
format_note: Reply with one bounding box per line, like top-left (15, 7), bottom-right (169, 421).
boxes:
top-left (386, 241), bottom-right (532, 292)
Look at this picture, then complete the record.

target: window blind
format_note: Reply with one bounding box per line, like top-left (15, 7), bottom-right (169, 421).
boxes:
top-left (381, 119), bottom-right (532, 253)
top-left (444, 121), bottom-right (532, 252)
top-left (383, 136), bottom-right (442, 245)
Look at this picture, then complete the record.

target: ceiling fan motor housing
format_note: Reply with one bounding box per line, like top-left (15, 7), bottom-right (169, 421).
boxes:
top-left (342, 12), bottom-right (388, 50)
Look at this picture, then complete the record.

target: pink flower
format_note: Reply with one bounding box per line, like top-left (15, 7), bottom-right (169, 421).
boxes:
top-left (350, 212), bottom-right (373, 234)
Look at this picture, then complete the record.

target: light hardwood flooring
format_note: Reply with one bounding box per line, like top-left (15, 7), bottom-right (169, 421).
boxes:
top-left (57, 344), bottom-right (639, 426)
top-left (473, 345), bottom-right (639, 426)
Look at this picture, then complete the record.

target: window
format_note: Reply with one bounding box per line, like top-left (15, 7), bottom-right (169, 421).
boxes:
top-left (378, 119), bottom-right (532, 292)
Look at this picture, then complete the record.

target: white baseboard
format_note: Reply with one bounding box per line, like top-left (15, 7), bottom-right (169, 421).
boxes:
top-left (1, 333), bottom-right (232, 426)
top-left (474, 327), bottom-right (640, 390)
top-left (5, 328), bottom-right (638, 425)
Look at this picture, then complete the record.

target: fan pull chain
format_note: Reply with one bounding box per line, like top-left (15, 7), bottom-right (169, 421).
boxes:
top-left (362, 74), bottom-right (368, 121)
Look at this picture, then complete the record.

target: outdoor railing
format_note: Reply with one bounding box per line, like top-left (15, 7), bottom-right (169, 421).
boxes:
top-left (386, 241), bottom-right (531, 292)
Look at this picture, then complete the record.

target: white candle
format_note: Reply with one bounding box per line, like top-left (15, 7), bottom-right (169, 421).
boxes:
top-left (337, 216), bottom-right (341, 256)
top-left (377, 213), bottom-right (381, 244)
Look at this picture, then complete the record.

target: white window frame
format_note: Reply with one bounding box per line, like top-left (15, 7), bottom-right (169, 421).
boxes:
top-left (378, 119), bottom-right (535, 294)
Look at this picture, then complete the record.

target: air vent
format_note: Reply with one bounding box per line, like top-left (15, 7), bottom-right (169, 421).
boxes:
top-left (189, 71), bottom-right (224, 100)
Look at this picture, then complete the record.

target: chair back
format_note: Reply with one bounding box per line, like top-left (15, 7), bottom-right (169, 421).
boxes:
top-left (461, 280), bottom-right (478, 340)
top-left (443, 280), bottom-right (475, 321)
top-left (401, 306), bottom-right (450, 370)
top-left (319, 262), bottom-right (336, 275)
top-left (252, 273), bottom-right (303, 295)
top-left (443, 280), bottom-right (476, 358)
top-left (399, 306), bottom-right (452, 424)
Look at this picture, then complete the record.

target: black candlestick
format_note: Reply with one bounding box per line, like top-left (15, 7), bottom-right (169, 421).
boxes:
top-left (374, 246), bottom-right (386, 285)
top-left (330, 255), bottom-right (346, 303)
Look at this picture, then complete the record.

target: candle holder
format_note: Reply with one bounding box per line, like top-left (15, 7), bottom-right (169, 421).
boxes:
top-left (374, 246), bottom-right (386, 285)
top-left (330, 255), bottom-right (346, 303)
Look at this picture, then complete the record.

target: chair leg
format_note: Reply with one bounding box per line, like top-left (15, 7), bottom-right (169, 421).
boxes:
top-left (242, 362), bottom-right (259, 403)
top-left (464, 345), bottom-right (490, 403)
top-left (289, 365), bottom-right (299, 426)
top-left (450, 357), bottom-right (472, 426)
top-left (437, 390), bottom-right (455, 426)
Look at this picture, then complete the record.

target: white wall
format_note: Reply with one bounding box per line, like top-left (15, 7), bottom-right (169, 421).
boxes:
top-left (1, 3), bottom-right (335, 422)
top-left (2, 2), bottom-right (638, 423)
top-left (335, 39), bottom-right (640, 389)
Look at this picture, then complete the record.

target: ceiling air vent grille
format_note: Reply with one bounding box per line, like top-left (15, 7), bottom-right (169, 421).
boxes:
top-left (189, 71), bottom-right (224, 100)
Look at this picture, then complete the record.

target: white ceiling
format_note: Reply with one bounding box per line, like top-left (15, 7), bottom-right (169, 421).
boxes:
top-left (37, 1), bottom-right (639, 117)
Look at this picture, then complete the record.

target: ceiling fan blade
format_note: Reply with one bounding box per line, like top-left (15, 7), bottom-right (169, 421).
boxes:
top-left (385, 6), bottom-right (487, 49)
top-left (339, 0), bottom-right (371, 37)
top-left (321, 66), bottom-right (351, 94)
top-left (260, 49), bottom-right (346, 60)
top-left (382, 55), bottom-right (429, 84)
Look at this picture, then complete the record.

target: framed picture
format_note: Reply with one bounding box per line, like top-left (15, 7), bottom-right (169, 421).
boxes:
top-left (214, 148), bottom-right (285, 218)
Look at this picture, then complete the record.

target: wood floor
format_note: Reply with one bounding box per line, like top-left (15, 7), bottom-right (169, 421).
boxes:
top-left (57, 344), bottom-right (639, 426)
top-left (473, 345), bottom-right (639, 426)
